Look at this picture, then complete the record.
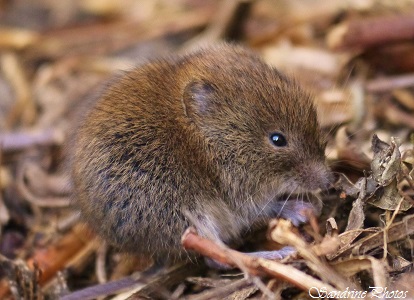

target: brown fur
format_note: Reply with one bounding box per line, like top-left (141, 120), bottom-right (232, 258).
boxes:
top-left (72, 44), bottom-right (331, 264)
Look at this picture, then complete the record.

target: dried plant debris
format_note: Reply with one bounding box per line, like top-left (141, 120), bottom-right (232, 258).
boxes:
top-left (338, 134), bottom-right (413, 212)
top-left (1, 0), bottom-right (414, 299)
top-left (0, 255), bottom-right (44, 300)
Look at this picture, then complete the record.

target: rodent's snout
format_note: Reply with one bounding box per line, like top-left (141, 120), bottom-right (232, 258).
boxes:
top-left (298, 163), bottom-right (333, 191)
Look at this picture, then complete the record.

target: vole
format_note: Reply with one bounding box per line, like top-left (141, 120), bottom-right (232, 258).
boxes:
top-left (71, 44), bottom-right (331, 266)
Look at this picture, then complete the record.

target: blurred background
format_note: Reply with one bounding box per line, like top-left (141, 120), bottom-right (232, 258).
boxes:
top-left (1, 0), bottom-right (414, 299)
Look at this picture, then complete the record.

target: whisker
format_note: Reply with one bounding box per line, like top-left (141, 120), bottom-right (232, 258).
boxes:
top-left (313, 191), bottom-right (324, 208)
top-left (276, 186), bottom-right (298, 219)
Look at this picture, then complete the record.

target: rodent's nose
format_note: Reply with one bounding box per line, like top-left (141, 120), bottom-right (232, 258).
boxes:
top-left (299, 164), bottom-right (333, 191)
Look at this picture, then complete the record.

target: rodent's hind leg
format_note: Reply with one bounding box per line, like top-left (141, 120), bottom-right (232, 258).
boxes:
top-left (270, 200), bottom-right (317, 226)
top-left (246, 246), bottom-right (295, 259)
top-left (204, 247), bottom-right (295, 270)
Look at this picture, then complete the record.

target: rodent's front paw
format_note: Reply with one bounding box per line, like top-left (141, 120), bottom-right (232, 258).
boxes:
top-left (272, 200), bottom-right (316, 226)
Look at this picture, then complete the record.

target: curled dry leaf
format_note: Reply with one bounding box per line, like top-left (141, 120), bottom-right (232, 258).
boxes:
top-left (334, 172), bottom-right (377, 240)
top-left (371, 134), bottom-right (400, 186)
top-left (345, 192), bottom-right (365, 233)
top-left (333, 134), bottom-right (413, 262)
top-left (370, 179), bottom-right (411, 211)
top-left (338, 134), bottom-right (412, 213)
top-left (369, 135), bottom-right (412, 211)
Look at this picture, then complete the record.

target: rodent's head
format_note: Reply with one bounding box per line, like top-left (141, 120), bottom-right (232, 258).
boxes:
top-left (181, 45), bottom-right (331, 198)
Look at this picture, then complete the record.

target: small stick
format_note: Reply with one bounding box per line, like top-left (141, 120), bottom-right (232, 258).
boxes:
top-left (269, 220), bottom-right (359, 292)
top-left (1, 52), bottom-right (36, 127)
top-left (96, 243), bottom-right (108, 284)
top-left (379, 99), bottom-right (414, 129)
top-left (0, 151), bottom-right (10, 225)
top-left (182, 0), bottom-right (254, 52)
top-left (181, 227), bottom-right (339, 296)
top-left (366, 73), bottom-right (414, 93)
top-left (181, 227), bottom-right (264, 276)
top-left (60, 262), bottom-right (199, 300)
top-left (184, 278), bottom-right (251, 300)
top-left (0, 129), bottom-right (64, 152)
top-left (328, 14), bottom-right (414, 50)
top-left (16, 163), bottom-right (70, 208)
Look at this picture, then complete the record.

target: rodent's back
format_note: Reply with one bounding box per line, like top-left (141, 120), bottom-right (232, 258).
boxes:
top-left (72, 44), bottom-right (330, 263)
top-left (72, 57), bottom-right (209, 261)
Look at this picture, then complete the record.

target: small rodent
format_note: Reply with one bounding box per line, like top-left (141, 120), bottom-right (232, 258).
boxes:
top-left (72, 44), bottom-right (331, 265)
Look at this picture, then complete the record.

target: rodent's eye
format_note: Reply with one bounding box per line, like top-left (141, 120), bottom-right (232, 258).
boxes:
top-left (270, 133), bottom-right (287, 147)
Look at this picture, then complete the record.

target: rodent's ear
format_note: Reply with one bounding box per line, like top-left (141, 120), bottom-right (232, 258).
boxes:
top-left (182, 80), bottom-right (215, 119)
